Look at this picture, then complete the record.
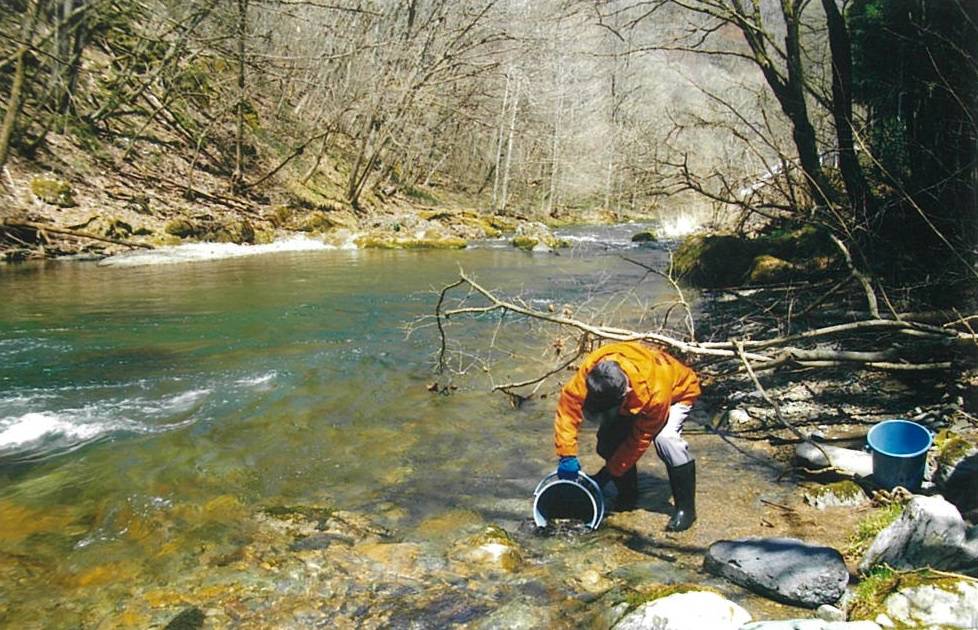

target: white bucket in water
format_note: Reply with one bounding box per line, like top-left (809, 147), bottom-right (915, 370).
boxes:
top-left (532, 472), bottom-right (606, 530)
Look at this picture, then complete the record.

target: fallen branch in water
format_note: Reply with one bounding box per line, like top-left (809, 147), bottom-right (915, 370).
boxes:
top-left (2, 221), bottom-right (153, 250)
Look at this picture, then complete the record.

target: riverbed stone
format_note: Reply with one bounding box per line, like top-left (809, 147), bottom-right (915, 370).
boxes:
top-left (739, 621), bottom-right (881, 630)
top-left (452, 525), bottom-right (523, 572)
top-left (816, 604), bottom-right (846, 622)
top-left (704, 537), bottom-right (849, 608)
top-left (858, 495), bottom-right (978, 572)
top-left (613, 591), bottom-right (751, 630)
top-left (882, 579), bottom-right (978, 629)
top-left (631, 230), bottom-right (657, 243)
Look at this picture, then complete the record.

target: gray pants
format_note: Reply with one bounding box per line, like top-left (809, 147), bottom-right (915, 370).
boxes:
top-left (597, 403), bottom-right (692, 468)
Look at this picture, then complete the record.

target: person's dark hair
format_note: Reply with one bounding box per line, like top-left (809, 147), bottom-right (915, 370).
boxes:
top-left (583, 360), bottom-right (627, 412)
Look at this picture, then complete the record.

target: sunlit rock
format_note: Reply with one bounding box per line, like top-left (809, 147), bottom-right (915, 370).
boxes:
top-left (748, 255), bottom-right (802, 284)
top-left (931, 430), bottom-right (978, 514)
top-left (613, 591), bottom-right (751, 630)
top-left (31, 176), bottom-right (76, 207)
top-left (704, 537), bottom-right (849, 608)
top-left (874, 577), bottom-right (978, 629)
top-left (511, 222), bottom-right (567, 252)
top-left (859, 495), bottom-right (978, 573)
top-left (795, 443), bottom-right (873, 478)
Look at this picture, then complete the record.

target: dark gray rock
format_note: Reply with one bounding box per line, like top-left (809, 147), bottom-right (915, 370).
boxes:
top-left (164, 607), bottom-right (205, 630)
top-left (704, 537), bottom-right (849, 608)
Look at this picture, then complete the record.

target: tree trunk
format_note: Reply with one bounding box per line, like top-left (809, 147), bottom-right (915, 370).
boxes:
top-left (0, 0), bottom-right (40, 172)
top-left (232, 0), bottom-right (247, 190)
top-left (821, 0), bottom-right (872, 222)
top-left (499, 80), bottom-right (519, 212)
top-left (490, 73), bottom-right (511, 211)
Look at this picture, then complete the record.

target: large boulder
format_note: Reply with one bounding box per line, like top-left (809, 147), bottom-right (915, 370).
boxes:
top-left (748, 255), bottom-right (803, 284)
top-left (859, 495), bottom-right (978, 573)
top-left (613, 591), bottom-right (751, 630)
top-left (882, 578), bottom-right (978, 629)
top-left (803, 481), bottom-right (870, 511)
top-left (704, 537), bottom-right (849, 608)
top-left (672, 233), bottom-right (758, 287)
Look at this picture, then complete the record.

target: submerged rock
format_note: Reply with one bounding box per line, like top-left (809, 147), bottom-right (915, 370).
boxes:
top-left (859, 495), bottom-right (978, 573)
top-left (704, 537), bottom-right (849, 608)
top-left (453, 525), bottom-right (523, 572)
top-left (163, 607), bottom-right (205, 630)
top-left (630, 230), bottom-right (657, 243)
top-left (613, 591), bottom-right (751, 630)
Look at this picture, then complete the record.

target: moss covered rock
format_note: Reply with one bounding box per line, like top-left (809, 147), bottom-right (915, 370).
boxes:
top-left (30, 177), bottom-right (76, 207)
top-left (673, 233), bottom-right (759, 287)
top-left (803, 481), bottom-right (868, 510)
top-left (210, 219), bottom-right (255, 244)
top-left (164, 218), bottom-right (199, 238)
top-left (748, 255), bottom-right (804, 284)
top-left (631, 230), bottom-right (658, 243)
top-left (355, 234), bottom-right (467, 250)
top-left (511, 222), bottom-right (567, 252)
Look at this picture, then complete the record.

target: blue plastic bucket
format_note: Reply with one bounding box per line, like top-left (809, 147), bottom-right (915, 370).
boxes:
top-left (867, 419), bottom-right (933, 491)
top-left (532, 472), bottom-right (605, 529)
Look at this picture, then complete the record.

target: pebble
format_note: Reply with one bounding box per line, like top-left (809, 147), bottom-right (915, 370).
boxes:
top-left (816, 604), bottom-right (845, 622)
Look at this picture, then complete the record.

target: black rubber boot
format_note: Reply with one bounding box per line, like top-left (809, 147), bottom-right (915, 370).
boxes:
top-left (589, 466), bottom-right (612, 490)
top-left (613, 466), bottom-right (638, 511)
top-left (665, 460), bottom-right (696, 531)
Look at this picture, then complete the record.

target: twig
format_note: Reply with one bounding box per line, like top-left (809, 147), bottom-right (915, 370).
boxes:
top-left (491, 350), bottom-right (583, 393)
top-left (435, 278), bottom-right (465, 373)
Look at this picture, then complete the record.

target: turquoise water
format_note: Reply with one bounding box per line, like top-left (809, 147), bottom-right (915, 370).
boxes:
top-left (0, 227), bottom-right (695, 624)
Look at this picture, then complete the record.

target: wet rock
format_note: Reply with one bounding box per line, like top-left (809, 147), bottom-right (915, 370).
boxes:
top-left (882, 578), bottom-right (978, 629)
top-left (858, 495), bottom-right (978, 573)
top-left (748, 255), bottom-right (803, 284)
top-left (288, 532), bottom-right (353, 552)
top-left (613, 591), bottom-right (751, 630)
top-left (803, 481), bottom-right (869, 510)
top-left (355, 541), bottom-right (425, 574)
top-left (210, 219), bottom-right (255, 244)
top-left (453, 525), bottom-right (523, 572)
top-left (704, 537), bottom-right (849, 608)
top-left (740, 621), bottom-right (881, 630)
top-left (795, 443), bottom-right (873, 478)
top-left (511, 222), bottom-right (567, 252)
top-left (630, 230), bottom-right (657, 243)
top-left (474, 599), bottom-right (552, 629)
top-left (30, 177), bottom-right (76, 207)
top-left (354, 232), bottom-right (467, 249)
top-left (164, 607), bottom-right (205, 630)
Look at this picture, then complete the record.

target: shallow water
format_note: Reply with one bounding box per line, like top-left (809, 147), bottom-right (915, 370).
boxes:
top-left (0, 226), bottom-right (839, 627)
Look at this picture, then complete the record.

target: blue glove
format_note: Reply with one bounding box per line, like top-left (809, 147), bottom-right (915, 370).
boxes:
top-left (557, 456), bottom-right (581, 480)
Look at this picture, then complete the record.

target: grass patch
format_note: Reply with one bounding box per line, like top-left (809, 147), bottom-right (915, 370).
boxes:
top-left (845, 502), bottom-right (905, 561)
top-left (849, 567), bottom-right (971, 621)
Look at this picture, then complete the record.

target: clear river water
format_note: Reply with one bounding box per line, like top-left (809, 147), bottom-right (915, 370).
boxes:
top-left (0, 224), bottom-right (820, 628)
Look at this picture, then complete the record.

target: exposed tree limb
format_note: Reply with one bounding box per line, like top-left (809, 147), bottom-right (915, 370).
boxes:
top-left (1, 221), bottom-right (153, 249)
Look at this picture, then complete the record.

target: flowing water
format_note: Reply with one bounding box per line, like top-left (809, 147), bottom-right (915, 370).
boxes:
top-left (0, 225), bottom-right (834, 627)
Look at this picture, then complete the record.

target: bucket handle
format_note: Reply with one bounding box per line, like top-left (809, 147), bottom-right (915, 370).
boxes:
top-left (532, 471), bottom-right (606, 529)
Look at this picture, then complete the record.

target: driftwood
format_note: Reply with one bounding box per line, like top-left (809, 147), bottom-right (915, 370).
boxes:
top-left (2, 221), bottom-right (153, 250)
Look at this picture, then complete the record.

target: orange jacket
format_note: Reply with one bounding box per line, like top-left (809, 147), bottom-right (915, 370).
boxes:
top-left (553, 341), bottom-right (701, 477)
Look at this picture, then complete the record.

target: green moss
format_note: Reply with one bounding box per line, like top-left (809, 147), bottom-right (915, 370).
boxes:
top-left (933, 430), bottom-right (976, 467)
top-left (672, 233), bottom-right (759, 287)
top-left (624, 583), bottom-right (720, 611)
top-left (30, 177), bottom-right (76, 207)
top-left (164, 219), bottom-right (198, 238)
top-left (471, 525), bottom-right (515, 546)
top-left (487, 215), bottom-right (519, 232)
top-left (405, 186), bottom-right (439, 204)
top-left (846, 502), bottom-right (905, 560)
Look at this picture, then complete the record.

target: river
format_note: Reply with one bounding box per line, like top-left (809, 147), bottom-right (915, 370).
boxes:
top-left (0, 224), bottom-right (827, 627)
